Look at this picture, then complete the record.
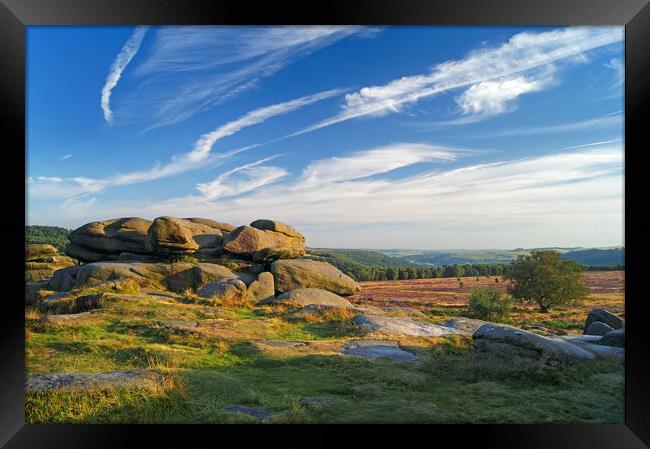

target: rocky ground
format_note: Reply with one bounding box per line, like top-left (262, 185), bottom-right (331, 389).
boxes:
top-left (24, 216), bottom-right (625, 424)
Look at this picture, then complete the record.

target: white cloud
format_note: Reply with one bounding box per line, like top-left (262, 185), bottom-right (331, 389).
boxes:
top-left (456, 75), bottom-right (547, 115)
top-left (60, 154), bottom-right (72, 160)
top-left (300, 143), bottom-right (457, 185)
top-left (29, 90), bottom-right (337, 199)
top-left (605, 58), bottom-right (624, 85)
top-left (27, 176), bottom-right (108, 199)
top-left (488, 112), bottom-right (623, 137)
top-left (112, 26), bottom-right (368, 130)
top-left (292, 27), bottom-right (623, 135)
top-left (196, 156), bottom-right (288, 200)
top-left (35, 143), bottom-right (622, 248)
top-left (101, 26), bottom-right (149, 124)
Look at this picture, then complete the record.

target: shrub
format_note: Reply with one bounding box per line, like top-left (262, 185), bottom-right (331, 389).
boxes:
top-left (465, 286), bottom-right (514, 322)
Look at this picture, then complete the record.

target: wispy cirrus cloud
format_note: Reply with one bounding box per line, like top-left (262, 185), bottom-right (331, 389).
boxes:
top-left (605, 58), bottom-right (624, 85)
top-left (59, 154), bottom-right (73, 160)
top-left (196, 155), bottom-right (288, 200)
top-left (33, 142), bottom-right (623, 249)
top-left (291, 27), bottom-right (623, 136)
top-left (300, 143), bottom-right (457, 186)
top-left (485, 111), bottom-right (623, 137)
top-left (29, 89), bottom-right (339, 199)
top-left (111, 26), bottom-right (371, 130)
top-left (100, 26), bottom-right (150, 124)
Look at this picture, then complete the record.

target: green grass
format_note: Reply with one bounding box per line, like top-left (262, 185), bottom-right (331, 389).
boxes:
top-left (25, 291), bottom-right (624, 424)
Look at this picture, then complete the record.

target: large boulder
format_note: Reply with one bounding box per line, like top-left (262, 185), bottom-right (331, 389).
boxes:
top-left (247, 272), bottom-right (275, 303)
top-left (473, 323), bottom-right (598, 365)
top-left (164, 263), bottom-right (239, 293)
top-left (48, 261), bottom-right (192, 291)
top-left (145, 217), bottom-right (199, 255)
top-left (222, 224), bottom-right (305, 262)
top-left (66, 217), bottom-right (152, 261)
top-left (271, 259), bottom-right (360, 296)
top-left (25, 244), bottom-right (76, 282)
top-left (584, 308), bottom-right (624, 332)
top-left (259, 288), bottom-right (354, 308)
top-left (584, 321), bottom-right (615, 337)
top-left (250, 219), bottom-right (304, 239)
top-left (197, 278), bottom-right (247, 304)
top-left (599, 329), bottom-right (624, 348)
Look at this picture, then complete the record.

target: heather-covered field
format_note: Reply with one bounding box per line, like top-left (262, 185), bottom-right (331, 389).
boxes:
top-left (351, 271), bottom-right (624, 335)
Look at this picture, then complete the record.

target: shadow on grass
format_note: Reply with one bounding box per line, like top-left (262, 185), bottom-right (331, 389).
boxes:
top-left (26, 338), bottom-right (625, 424)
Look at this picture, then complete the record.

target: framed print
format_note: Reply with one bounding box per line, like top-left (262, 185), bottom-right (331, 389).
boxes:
top-left (2, 0), bottom-right (649, 447)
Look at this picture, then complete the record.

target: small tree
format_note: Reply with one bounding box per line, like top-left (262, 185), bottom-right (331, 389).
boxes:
top-left (506, 250), bottom-right (589, 312)
top-left (465, 286), bottom-right (513, 322)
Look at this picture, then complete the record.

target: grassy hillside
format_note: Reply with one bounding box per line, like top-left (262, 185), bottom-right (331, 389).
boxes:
top-left (26, 225), bottom-right (71, 251)
top-left (307, 248), bottom-right (420, 268)
top-left (560, 248), bottom-right (624, 267)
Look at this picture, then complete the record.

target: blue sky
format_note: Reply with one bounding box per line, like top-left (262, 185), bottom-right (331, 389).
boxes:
top-left (26, 26), bottom-right (624, 249)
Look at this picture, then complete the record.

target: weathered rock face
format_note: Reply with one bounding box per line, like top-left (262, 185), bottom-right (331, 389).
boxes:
top-left (440, 318), bottom-right (489, 335)
top-left (197, 278), bottom-right (247, 303)
top-left (599, 329), bottom-right (624, 348)
top-left (247, 272), bottom-right (275, 303)
top-left (183, 217), bottom-right (235, 233)
top-left (66, 216), bottom-right (235, 261)
top-left (25, 244), bottom-right (76, 282)
top-left (25, 244), bottom-right (59, 261)
top-left (47, 260), bottom-right (253, 293)
top-left (271, 259), bottom-right (360, 296)
top-left (250, 219), bottom-right (304, 239)
top-left (146, 217), bottom-right (201, 255)
top-left (560, 334), bottom-right (624, 360)
top-left (260, 288), bottom-right (354, 308)
top-left (165, 263), bottom-right (238, 293)
top-left (340, 339), bottom-right (417, 362)
top-left (354, 314), bottom-right (460, 337)
top-left (222, 225), bottom-right (305, 262)
top-left (584, 321), bottom-right (615, 337)
top-left (473, 323), bottom-right (598, 365)
top-left (26, 370), bottom-right (162, 391)
top-left (584, 308), bottom-right (624, 332)
top-left (66, 217), bottom-right (152, 261)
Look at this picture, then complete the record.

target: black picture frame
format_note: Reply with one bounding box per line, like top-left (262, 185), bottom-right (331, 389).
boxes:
top-left (2, 0), bottom-right (649, 447)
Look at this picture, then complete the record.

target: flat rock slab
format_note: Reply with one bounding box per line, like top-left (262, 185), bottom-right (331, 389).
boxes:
top-left (566, 339), bottom-right (625, 361)
top-left (256, 340), bottom-right (307, 349)
top-left (474, 324), bottom-right (598, 364)
top-left (381, 306), bottom-right (427, 318)
top-left (42, 292), bottom-right (75, 303)
top-left (160, 320), bottom-right (198, 329)
top-left (354, 314), bottom-right (460, 337)
top-left (45, 312), bottom-right (92, 323)
top-left (26, 370), bottom-right (161, 391)
top-left (299, 396), bottom-right (333, 409)
top-left (140, 289), bottom-right (184, 300)
top-left (221, 405), bottom-right (274, 421)
top-left (440, 318), bottom-right (489, 335)
top-left (340, 339), bottom-right (417, 362)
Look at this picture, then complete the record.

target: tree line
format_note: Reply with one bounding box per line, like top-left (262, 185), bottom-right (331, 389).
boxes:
top-left (332, 262), bottom-right (511, 282)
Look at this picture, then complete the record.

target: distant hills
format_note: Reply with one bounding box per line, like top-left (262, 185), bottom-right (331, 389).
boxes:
top-left (377, 247), bottom-right (624, 267)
